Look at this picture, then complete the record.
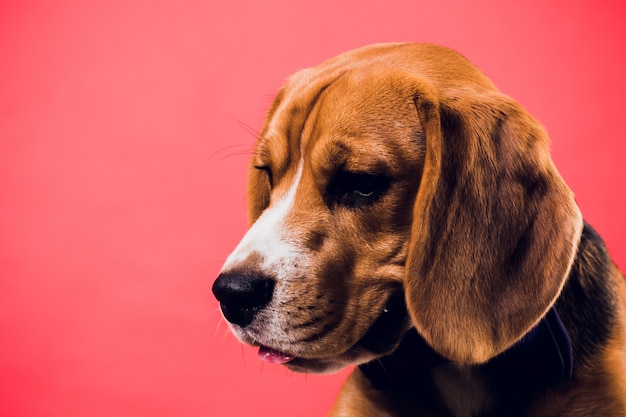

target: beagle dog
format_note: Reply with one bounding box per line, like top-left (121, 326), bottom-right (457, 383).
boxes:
top-left (212, 43), bottom-right (626, 416)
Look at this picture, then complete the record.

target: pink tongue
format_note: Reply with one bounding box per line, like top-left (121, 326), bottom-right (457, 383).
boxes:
top-left (258, 346), bottom-right (295, 364)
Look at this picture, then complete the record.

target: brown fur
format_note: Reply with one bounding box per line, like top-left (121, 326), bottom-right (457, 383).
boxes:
top-left (215, 43), bottom-right (626, 416)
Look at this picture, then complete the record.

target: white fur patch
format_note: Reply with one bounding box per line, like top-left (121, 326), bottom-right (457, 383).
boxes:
top-left (221, 160), bottom-right (305, 281)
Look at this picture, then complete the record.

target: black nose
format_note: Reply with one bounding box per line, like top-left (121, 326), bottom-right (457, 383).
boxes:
top-left (212, 273), bottom-right (275, 327)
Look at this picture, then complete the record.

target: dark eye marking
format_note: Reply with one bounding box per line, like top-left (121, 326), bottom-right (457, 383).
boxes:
top-left (254, 165), bottom-right (273, 188)
top-left (327, 170), bottom-right (392, 208)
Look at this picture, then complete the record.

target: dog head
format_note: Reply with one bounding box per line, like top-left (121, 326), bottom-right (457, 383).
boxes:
top-left (212, 43), bottom-right (583, 373)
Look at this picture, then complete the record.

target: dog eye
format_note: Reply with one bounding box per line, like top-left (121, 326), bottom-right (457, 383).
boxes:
top-left (329, 171), bottom-right (391, 208)
top-left (254, 165), bottom-right (273, 188)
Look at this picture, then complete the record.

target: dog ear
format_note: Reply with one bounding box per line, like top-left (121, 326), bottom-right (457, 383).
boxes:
top-left (406, 84), bottom-right (583, 364)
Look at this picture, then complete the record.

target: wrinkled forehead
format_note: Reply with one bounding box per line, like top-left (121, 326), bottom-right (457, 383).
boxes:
top-left (255, 67), bottom-right (423, 176)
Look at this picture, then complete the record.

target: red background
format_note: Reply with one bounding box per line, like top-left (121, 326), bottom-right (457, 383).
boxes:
top-left (1, 1), bottom-right (625, 416)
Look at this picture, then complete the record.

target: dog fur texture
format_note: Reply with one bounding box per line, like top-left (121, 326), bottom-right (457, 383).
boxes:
top-left (213, 43), bottom-right (626, 416)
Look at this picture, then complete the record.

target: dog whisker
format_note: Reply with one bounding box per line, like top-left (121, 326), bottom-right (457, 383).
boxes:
top-left (206, 144), bottom-right (253, 162)
top-left (218, 150), bottom-right (255, 161)
top-left (217, 110), bottom-right (261, 139)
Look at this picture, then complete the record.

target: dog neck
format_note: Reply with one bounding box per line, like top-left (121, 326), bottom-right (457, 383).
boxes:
top-left (359, 306), bottom-right (573, 390)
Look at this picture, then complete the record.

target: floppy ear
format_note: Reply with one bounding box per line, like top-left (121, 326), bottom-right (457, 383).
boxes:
top-left (406, 84), bottom-right (583, 364)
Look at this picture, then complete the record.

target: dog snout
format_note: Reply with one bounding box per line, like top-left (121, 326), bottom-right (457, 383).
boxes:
top-left (212, 273), bottom-right (275, 327)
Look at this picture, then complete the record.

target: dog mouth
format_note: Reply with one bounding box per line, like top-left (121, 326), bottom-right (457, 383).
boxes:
top-left (255, 289), bottom-right (410, 372)
top-left (257, 345), bottom-right (295, 364)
